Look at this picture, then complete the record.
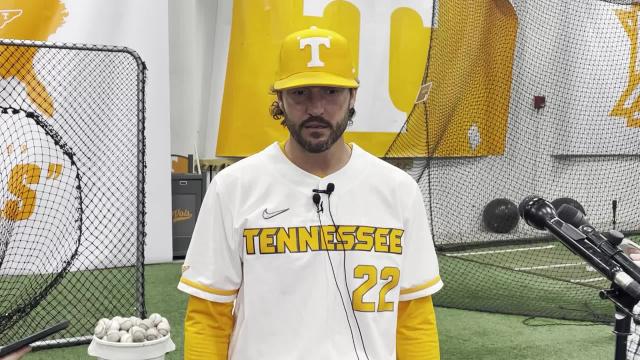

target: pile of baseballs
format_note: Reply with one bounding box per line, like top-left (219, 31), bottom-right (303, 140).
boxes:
top-left (93, 313), bottom-right (170, 343)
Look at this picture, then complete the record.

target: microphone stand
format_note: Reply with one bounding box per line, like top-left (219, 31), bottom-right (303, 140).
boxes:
top-left (519, 197), bottom-right (640, 360)
top-left (556, 204), bottom-right (640, 359)
top-left (600, 284), bottom-right (638, 360)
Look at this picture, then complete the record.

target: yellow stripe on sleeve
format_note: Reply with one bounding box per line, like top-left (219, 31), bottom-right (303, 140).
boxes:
top-left (180, 277), bottom-right (238, 297)
top-left (400, 275), bottom-right (441, 296)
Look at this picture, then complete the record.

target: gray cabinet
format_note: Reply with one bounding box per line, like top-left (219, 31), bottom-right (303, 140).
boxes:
top-left (171, 174), bottom-right (206, 258)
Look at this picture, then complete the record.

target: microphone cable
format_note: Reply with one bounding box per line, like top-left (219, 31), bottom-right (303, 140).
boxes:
top-left (313, 193), bottom-right (360, 360)
top-left (325, 193), bottom-right (371, 360)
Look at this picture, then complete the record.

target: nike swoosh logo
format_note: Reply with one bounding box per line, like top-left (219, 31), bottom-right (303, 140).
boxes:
top-left (262, 208), bottom-right (289, 219)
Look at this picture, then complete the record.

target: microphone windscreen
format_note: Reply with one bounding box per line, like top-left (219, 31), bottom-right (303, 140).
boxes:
top-left (518, 196), bottom-right (556, 230)
top-left (556, 204), bottom-right (587, 228)
top-left (326, 183), bottom-right (335, 194)
top-left (312, 193), bottom-right (321, 205)
top-left (518, 196), bottom-right (540, 219)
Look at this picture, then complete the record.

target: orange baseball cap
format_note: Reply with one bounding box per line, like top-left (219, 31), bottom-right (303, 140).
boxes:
top-left (273, 26), bottom-right (359, 90)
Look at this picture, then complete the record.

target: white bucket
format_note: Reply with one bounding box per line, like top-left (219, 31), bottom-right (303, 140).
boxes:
top-left (87, 334), bottom-right (176, 360)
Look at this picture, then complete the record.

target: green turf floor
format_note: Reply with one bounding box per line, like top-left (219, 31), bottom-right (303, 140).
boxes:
top-left (20, 262), bottom-right (617, 359)
top-left (436, 241), bottom-right (616, 323)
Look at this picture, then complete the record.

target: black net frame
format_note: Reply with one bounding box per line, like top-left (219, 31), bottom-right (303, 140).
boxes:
top-left (0, 39), bottom-right (146, 347)
top-left (385, 0), bottom-right (640, 323)
top-left (0, 107), bottom-right (82, 336)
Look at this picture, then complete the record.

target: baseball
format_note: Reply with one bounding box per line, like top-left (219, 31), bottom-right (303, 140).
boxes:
top-left (129, 326), bottom-right (146, 342)
top-left (93, 322), bottom-right (107, 338)
top-left (141, 318), bottom-right (154, 330)
top-left (93, 314), bottom-right (170, 343)
top-left (145, 327), bottom-right (160, 341)
top-left (148, 313), bottom-right (161, 325)
top-left (98, 318), bottom-right (112, 331)
top-left (108, 320), bottom-right (120, 332)
top-left (120, 333), bottom-right (133, 343)
top-left (130, 316), bottom-right (141, 326)
top-left (106, 330), bottom-right (120, 342)
top-left (157, 320), bottom-right (170, 336)
top-left (119, 318), bottom-right (133, 331)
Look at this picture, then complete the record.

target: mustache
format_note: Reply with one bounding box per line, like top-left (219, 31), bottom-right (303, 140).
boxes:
top-left (300, 116), bottom-right (332, 128)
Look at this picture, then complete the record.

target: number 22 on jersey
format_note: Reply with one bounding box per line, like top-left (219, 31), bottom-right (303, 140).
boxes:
top-left (352, 265), bottom-right (400, 312)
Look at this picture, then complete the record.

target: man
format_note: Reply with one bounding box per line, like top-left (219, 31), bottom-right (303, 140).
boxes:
top-left (178, 26), bottom-right (443, 359)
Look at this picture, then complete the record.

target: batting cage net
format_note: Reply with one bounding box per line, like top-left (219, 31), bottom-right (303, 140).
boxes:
top-left (0, 40), bottom-right (146, 346)
top-left (386, 0), bottom-right (640, 322)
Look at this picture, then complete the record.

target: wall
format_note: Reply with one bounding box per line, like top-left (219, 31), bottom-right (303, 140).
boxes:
top-left (50, 0), bottom-right (173, 263)
top-left (169, 0), bottom-right (220, 160)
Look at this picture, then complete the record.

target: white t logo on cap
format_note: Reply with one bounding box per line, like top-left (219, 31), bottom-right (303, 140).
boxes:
top-left (300, 37), bottom-right (330, 67)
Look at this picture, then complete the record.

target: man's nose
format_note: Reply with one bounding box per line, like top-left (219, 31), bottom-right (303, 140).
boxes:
top-left (306, 92), bottom-right (325, 116)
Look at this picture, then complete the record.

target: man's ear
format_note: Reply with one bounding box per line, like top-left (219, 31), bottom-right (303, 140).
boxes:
top-left (276, 91), bottom-right (284, 110)
top-left (349, 88), bottom-right (358, 109)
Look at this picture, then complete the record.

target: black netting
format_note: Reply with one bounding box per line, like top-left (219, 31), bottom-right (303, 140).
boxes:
top-left (0, 40), bottom-right (146, 346)
top-left (386, 0), bottom-right (640, 322)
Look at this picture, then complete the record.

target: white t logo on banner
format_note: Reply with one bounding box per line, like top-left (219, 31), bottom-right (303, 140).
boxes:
top-left (303, 0), bottom-right (432, 132)
top-left (300, 37), bottom-right (330, 67)
top-left (0, 10), bottom-right (22, 29)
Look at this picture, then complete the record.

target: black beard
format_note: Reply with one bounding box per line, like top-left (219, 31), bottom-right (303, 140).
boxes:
top-left (284, 114), bottom-right (349, 153)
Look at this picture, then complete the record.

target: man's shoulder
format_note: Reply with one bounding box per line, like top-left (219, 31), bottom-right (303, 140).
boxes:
top-left (213, 143), bottom-right (279, 184)
top-left (352, 143), bottom-right (416, 185)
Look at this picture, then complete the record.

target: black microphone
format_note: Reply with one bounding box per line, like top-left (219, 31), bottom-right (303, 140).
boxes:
top-left (313, 183), bottom-right (335, 195)
top-left (519, 196), bottom-right (640, 300)
top-left (556, 204), bottom-right (640, 285)
top-left (312, 193), bottom-right (322, 213)
top-left (326, 183), bottom-right (335, 195)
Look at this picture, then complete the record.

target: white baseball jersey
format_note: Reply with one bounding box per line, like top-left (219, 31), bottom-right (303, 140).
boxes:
top-left (178, 142), bottom-right (442, 360)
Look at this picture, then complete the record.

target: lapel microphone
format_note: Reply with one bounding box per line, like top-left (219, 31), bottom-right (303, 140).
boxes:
top-left (312, 183), bottom-right (335, 195)
top-left (311, 183), bottom-right (335, 213)
top-left (312, 193), bottom-right (323, 213)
